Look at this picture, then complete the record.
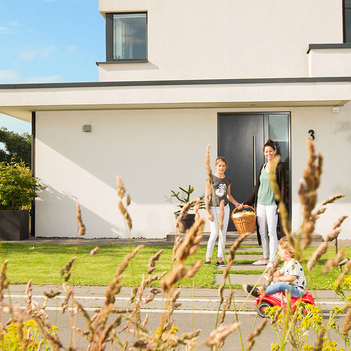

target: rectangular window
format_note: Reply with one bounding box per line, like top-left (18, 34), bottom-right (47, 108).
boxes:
top-left (106, 13), bottom-right (147, 61)
top-left (344, 0), bottom-right (351, 43)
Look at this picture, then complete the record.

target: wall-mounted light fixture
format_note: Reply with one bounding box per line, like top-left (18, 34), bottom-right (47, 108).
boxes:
top-left (82, 125), bottom-right (91, 132)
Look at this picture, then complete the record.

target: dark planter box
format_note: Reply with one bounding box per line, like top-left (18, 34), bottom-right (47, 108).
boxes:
top-left (176, 213), bottom-right (195, 233)
top-left (0, 210), bottom-right (30, 241)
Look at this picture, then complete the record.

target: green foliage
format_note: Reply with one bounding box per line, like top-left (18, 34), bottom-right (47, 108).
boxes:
top-left (170, 184), bottom-right (205, 214)
top-left (0, 127), bottom-right (31, 167)
top-left (0, 160), bottom-right (44, 210)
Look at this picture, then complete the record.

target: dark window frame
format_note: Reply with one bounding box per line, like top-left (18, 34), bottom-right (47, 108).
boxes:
top-left (344, 0), bottom-right (351, 43)
top-left (106, 12), bottom-right (148, 62)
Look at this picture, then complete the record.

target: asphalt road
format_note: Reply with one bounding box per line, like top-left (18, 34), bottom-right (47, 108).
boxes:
top-left (3, 285), bottom-right (348, 350)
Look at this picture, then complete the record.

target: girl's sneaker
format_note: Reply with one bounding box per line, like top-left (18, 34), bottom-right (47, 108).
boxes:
top-left (216, 261), bottom-right (225, 267)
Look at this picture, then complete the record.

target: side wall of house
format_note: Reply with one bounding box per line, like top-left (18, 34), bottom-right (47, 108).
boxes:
top-left (35, 102), bottom-right (351, 239)
top-left (35, 109), bottom-right (217, 238)
top-left (98, 0), bottom-right (342, 81)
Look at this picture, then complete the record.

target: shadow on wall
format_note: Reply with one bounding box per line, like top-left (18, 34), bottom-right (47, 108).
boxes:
top-left (36, 184), bottom-right (125, 239)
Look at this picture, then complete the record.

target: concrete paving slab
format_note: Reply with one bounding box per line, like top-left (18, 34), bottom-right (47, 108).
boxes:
top-left (232, 255), bottom-right (266, 262)
top-left (215, 274), bottom-right (265, 286)
top-left (216, 264), bottom-right (270, 271)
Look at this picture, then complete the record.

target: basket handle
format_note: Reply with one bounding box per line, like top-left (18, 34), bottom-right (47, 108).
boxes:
top-left (232, 205), bottom-right (256, 215)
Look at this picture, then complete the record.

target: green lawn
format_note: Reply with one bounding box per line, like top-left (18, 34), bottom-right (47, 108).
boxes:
top-left (0, 243), bottom-right (349, 290)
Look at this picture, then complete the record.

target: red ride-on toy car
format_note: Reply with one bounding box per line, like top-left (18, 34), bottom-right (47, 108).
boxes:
top-left (254, 291), bottom-right (315, 318)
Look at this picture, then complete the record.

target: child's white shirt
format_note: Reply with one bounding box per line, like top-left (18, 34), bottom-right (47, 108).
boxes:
top-left (279, 259), bottom-right (307, 292)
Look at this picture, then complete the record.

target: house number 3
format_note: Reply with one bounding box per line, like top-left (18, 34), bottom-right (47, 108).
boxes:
top-left (308, 129), bottom-right (315, 140)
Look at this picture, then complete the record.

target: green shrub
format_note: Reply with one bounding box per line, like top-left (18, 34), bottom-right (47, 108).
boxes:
top-left (0, 160), bottom-right (44, 210)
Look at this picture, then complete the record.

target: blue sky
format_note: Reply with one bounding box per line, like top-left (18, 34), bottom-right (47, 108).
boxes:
top-left (0, 0), bottom-right (105, 134)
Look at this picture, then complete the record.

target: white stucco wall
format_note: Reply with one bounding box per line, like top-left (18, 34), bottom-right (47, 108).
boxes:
top-left (290, 103), bottom-right (351, 240)
top-left (35, 103), bottom-right (351, 240)
top-left (98, 0), bottom-right (342, 81)
top-left (35, 109), bottom-right (217, 238)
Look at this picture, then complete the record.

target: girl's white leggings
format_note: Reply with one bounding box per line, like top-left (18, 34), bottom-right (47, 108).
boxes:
top-left (206, 204), bottom-right (230, 259)
top-left (256, 203), bottom-right (278, 262)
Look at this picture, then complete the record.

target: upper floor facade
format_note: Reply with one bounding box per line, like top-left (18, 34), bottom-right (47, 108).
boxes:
top-left (97, 0), bottom-right (351, 82)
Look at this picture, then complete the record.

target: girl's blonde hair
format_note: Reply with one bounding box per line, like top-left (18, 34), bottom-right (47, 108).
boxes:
top-left (278, 236), bottom-right (295, 257)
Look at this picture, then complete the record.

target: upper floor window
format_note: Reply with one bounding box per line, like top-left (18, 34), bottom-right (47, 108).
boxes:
top-left (344, 0), bottom-right (351, 42)
top-left (106, 13), bottom-right (147, 62)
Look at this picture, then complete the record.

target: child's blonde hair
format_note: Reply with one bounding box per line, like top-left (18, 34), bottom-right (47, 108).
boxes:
top-left (278, 236), bottom-right (295, 257)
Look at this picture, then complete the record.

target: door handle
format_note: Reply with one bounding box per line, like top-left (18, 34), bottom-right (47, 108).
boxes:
top-left (253, 136), bottom-right (256, 186)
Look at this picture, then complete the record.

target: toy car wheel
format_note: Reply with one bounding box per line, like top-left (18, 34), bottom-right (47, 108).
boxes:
top-left (257, 301), bottom-right (273, 318)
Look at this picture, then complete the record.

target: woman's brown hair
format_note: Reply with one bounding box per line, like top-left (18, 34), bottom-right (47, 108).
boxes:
top-left (263, 139), bottom-right (277, 151)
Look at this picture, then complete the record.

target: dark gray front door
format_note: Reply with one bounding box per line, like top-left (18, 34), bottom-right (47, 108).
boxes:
top-left (218, 112), bottom-right (290, 231)
top-left (218, 113), bottom-right (266, 230)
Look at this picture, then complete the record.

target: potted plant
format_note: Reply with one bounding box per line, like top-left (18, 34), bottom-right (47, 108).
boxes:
top-left (0, 160), bottom-right (45, 240)
top-left (170, 185), bottom-right (205, 232)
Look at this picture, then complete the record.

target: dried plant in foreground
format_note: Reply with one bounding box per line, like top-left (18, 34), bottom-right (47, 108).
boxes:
top-left (76, 203), bottom-right (86, 236)
top-left (247, 318), bottom-right (267, 350)
top-left (116, 176), bottom-right (132, 231)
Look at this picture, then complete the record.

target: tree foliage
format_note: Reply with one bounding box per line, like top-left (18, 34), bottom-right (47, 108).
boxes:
top-left (0, 127), bottom-right (31, 167)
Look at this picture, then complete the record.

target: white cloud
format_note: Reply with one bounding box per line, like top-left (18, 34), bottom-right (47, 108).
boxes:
top-left (0, 26), bottom-right (15, 35)
top-left (19, 45), bottom-right (57, 61)
top-left (0, 69), bottom-right (62, 84)
top-left (25, 75), bottom-right (62, 83)
top-left (0, 70), bottom-right (20, 83)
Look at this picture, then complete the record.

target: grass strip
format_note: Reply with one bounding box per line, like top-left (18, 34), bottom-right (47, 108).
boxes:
top-left (0, 244), bottom-right (350, 289)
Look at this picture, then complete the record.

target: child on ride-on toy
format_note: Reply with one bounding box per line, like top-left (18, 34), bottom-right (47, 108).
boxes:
top-left (243, 237), bottom-right (307, 298)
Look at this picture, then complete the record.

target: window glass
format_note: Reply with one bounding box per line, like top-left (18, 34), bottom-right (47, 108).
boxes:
top-left (268, 114), bottom-right (290, 206)
top-left (113, 13), bottom-right (147, 60)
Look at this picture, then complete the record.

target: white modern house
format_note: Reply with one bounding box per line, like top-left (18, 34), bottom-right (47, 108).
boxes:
top-left (0, 0), bottom-right (351, 239)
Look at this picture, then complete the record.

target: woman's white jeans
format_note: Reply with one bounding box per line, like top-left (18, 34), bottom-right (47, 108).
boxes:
top-left (206, 204), bottom-right (230, 259)
top-left (256, 203), bottom-right (278, 262)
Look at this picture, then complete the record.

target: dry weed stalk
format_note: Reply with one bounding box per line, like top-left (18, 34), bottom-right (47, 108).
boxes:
top-left (116, 176), bottom-right (132, 230)
top-left (60, 257), bottom-right (75, 282)
top-left (314, 327), bottom-right (326, 351)
top-left (246, 318), bottom-right (267, 350)
top-left (334, 259), bottom-right (351, 291)
top-left (218, 199), bottom-right (225, 230)
top-left (105, 245), bottom-right (144, 306)
top-left (219, 291), bottom-right (234, 324)
top-left (298, 139), bottom-right (323, 249)
top-left (76, 203), bottom-right (86, 236)
top-left (147, 249), bottom-right (164, 274)
top-left (342, 308), bottom-right (351, 335)
top-left (322, 250), bottom-right (345, 274)
top-left (307, 229), bottom-right (340, 271)
top-left (205, 322), bottom-right (240, 347)
top-left (176, 199), bottom-right (197, 231)
top-left (0, 260), bottom-right (9, 302)
top-left (172, 236), bottom-right (183, 266)
top-left (265, 257), bottom-right (280, 286)
top-left (224, 232), bottom-right (251, 278)
top-left (89, 247), bottom-right (99, 256)
top-left (194, 196), bottom-right (201, 221)
top-left (322, 194), bottom-right (345, 206)
top-left (206, 144), bottom-right (212, 183)
top-left (176, 218), bottom-right (204, 264)
top-left (205, 144), bottom-right (213, 217)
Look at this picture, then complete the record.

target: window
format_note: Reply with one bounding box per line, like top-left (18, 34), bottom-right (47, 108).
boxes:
top-left (344, 0), bottom-right (351, 43)
top-left (106, 13), bottom-right (147, 62)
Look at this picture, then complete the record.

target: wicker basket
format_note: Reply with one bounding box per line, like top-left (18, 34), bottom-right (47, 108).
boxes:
top-left (231, 206), bottom-right (256, 235)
